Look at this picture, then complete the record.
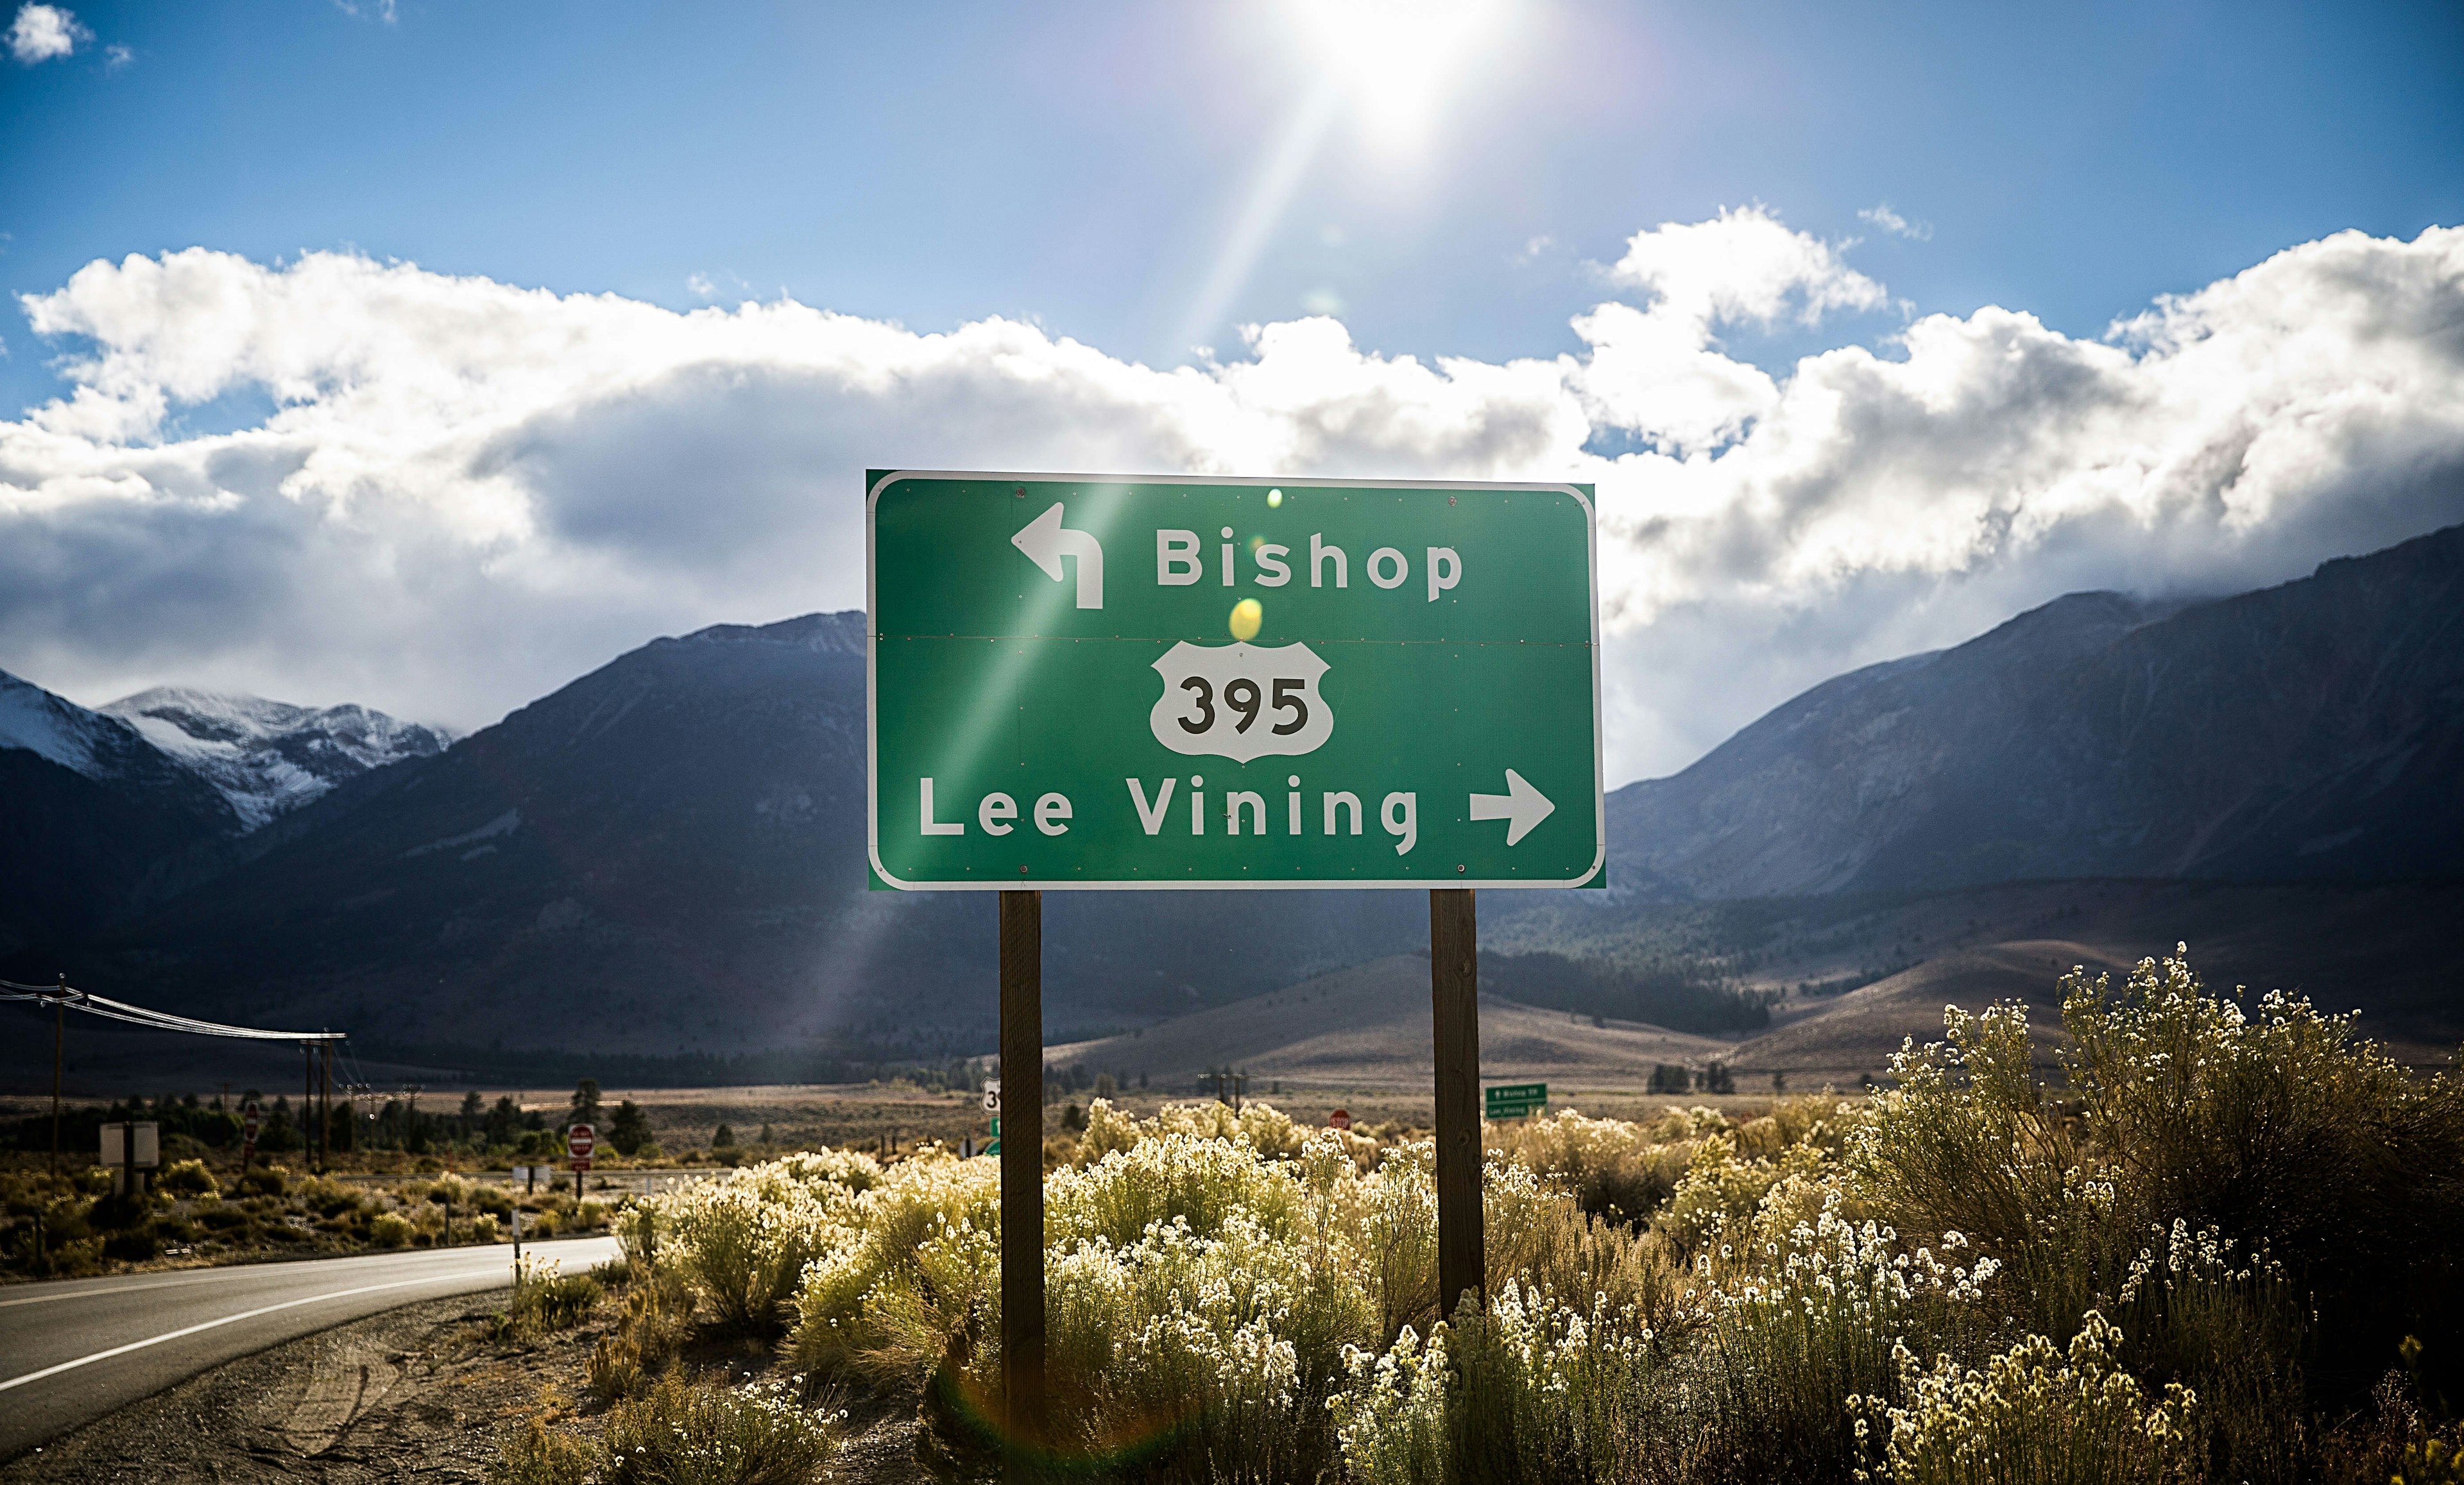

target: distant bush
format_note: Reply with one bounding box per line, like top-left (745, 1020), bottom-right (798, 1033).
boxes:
top-left (159, 1158), bottom-right (218, 1197)
top-left (234, 1164), bottom-right (289, 1198)
top-left (368, 1212), bottom-right (413, 1247)
top-left (493, 1257), bottom-right (601, 1343)
top-left (484, 1418), bottom-right (592, 1485)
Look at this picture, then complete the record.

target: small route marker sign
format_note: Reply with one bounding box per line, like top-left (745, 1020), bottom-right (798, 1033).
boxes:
top-left (867, 472), bottom-right (1603, 890)
top-left (982, 1078), bottom-right (1001, 1115)
top-left (1484, 1082), bottom-right (1548, 1119)
top-left (567, 1123), bottom-right (595, 1171)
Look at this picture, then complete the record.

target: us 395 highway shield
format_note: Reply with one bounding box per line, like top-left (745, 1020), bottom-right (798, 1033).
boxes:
top-left (866, 470), bottom-right (1604, 890)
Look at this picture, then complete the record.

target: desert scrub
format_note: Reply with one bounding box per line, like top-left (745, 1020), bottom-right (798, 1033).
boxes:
top-left (368, 1210), bottom-right (414, 1247)
top-left (1076, 1096), bottom-right (1321, 1164)
top-left (1682, 1196), bottom-right (1999, 1483)
top-left (2060, 949), bottom-right (2464, 1396)
top-left (1655, 1129), bottom-right (1837, 1257)
top-left (786, 1120), bottom-right (1664, 1482)
top-left (486, 1417), bottom-right (594, 1485)
top-left (1442, 1282), bottom-right (1667, 1484)
top-left (645, 1153), bottom-right (878, 1335)
top-left (158, 1158), bottom-right (219, 1197)
top-left (1857, 1312), bottom-right (2196, 1485)
top-left (589, 1264), bottom-right (697, 1401)
top-left (493, 1256), bottom-right (603, 1343)
top-left (1487, 1107), bottom-right (1694, 1226)
top-left (598, 1373), bottom-right (841, 1485)
top-left (783, 1148), bottom-right (1000, 1387)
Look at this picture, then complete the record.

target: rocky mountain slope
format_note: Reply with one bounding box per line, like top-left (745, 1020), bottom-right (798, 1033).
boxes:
top-left (102, 688), bottom-right (452, 831)
top-left (1605, 523), bottom-right (2464, 898)
top-left (0, 668), bottom-right (449, 960)
top-left (0, 670), bottom-right (241, 955)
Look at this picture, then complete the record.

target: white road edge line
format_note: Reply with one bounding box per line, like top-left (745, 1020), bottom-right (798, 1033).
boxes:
top-left (0, 1236), bottom-right (610, 1310)
top-left (0, 1267), bottom-right (356, 1309)
top-left (0, 1266), bottom-right (508, 1394)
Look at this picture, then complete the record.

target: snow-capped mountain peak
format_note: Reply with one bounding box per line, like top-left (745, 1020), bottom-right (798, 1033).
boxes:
top-left (102, 686), bottom-right (455, 830)
top-left (0, 668), bottom-right (132, 776)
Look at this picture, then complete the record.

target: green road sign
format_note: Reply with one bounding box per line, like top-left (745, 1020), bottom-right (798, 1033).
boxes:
top-left (868, 471), bottom-right (1603, 890)
top-left (1485, 1082), bottom-right (1549, 1119)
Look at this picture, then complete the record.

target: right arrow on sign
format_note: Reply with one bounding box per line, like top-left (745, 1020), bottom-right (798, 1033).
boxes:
top-left (1469, 768), bottom-right (1555, 846)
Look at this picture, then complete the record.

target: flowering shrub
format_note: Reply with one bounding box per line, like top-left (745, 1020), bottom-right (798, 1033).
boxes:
top-left (1858, 1312), bottom-right (2195, 1485)
top-left (1487, 1107), bottom-right (1693, 1226)
top-left (1331, 1321), bottom-right (1453, 1485)
top-left (597, 1372), bottom-right (840, 1485)
top-left (782, 1150), bottom-right (998, 1387)
top-left (644, 1151), bottom-right (878, 1334)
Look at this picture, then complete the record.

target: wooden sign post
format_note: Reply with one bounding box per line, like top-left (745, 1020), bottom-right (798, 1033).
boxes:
top-left (998, 890), bottom-right (1045, 1470)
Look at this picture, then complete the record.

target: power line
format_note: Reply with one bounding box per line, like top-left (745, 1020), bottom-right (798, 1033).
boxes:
top-left (0, 979), bottom-right (346, 1042)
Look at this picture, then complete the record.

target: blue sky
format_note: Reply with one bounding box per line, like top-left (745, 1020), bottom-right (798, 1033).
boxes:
top-left (3, 1), bottom-right (2462, 781)
top-left (8, 0), bottom-right (2456, 403)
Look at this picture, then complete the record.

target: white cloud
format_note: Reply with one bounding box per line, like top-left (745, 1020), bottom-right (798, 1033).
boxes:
top-left (685, 273), bottom-right (717, 300)
top-left (4, 216), bottom-right (2461, 785)
top-left (102, 40), bottom-right (126, 68)
top-left (1858, 203), bottom-right (1932, 241)
top-left (8, 4), bottom-right (87, 64)
top-left (1571, 205), bottom-right (1890, 454)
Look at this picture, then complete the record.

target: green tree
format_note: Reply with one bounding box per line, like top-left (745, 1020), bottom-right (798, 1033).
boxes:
top-left (608, 1099), bottom-right (651, 1155)
top-left (484, 1095), bottom-right (521, 1148)
top-left (569, 1078), bottom-right (603, 1126)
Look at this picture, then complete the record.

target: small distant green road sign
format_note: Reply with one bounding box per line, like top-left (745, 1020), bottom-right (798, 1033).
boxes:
top-left (866, 471), bottom-right (1604, 890)
top-left (1484, 1082), bottom-right (1549, 1119)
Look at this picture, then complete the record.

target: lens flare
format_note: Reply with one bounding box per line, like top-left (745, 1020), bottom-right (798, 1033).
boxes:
top-left (1229, 598), bottom-right (1263, 641)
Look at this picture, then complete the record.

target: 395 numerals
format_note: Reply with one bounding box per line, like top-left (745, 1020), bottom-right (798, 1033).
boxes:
top-left (1178, 676), bottom-right (1311, 736)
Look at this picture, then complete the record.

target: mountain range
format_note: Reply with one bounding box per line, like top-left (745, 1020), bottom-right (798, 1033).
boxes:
top-left (1, 674), bottom-right (445, 952)
top-left (4, 522), bottom-right (2460, 1074)
top-left (1607, 526), bottom-right (2464, 897)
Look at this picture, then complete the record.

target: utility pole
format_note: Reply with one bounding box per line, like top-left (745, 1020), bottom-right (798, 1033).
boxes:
top-left (318, 1040), bottom-right (332, 1171)
top-left (302, 1043), bottom-right (315, 1171)
top-left (50, 974), bottom-right (66, 1180)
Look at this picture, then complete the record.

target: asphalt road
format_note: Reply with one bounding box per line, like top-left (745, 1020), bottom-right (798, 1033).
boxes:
top-left (0, 1235), bottom-right (619, 1461)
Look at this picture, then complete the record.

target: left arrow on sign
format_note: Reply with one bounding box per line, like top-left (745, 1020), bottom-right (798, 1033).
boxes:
top-left (1469, 768), bottom-right (1555, 846)
top-left (1012, 502), bottom-right (1104, 609)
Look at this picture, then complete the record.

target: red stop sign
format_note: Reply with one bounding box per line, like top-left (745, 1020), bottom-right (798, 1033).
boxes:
top-left (567, 1123), bottom-right (595, 1164)
top-left (242, 1100), bottom-right (262, 1137)
top-left (1328, 1108), bottom-right (1352, 1132)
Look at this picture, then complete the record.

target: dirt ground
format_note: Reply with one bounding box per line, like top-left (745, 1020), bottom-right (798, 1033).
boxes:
top-left (0, 1291), bottom-right (925, 1485)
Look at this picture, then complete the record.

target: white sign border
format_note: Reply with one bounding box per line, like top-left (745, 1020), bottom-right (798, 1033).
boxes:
top-left (866, 469), bottom-right (1605, 892)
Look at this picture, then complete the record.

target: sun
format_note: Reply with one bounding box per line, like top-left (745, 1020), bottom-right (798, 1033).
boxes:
top-left (1290, 0), bottom-right (1500, 146)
